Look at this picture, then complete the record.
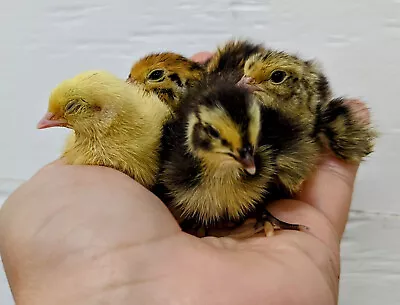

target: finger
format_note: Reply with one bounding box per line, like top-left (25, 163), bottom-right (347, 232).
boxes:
top-left (296, 154), bottom-right (359, 239)
top-left (297, 98), bottom-right (371, 238)
top-left (343, 99), bottom-right (371, 125)
top-left (190, 51), bottom-right (213, 63)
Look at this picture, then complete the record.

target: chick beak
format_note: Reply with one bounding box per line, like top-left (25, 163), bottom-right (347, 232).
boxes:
top-left (37, 112), bottom-right (68, 129)
top-left (238, 153), bottom-right (256, 175)
top-left (236, 76), bottom-right (259, 93)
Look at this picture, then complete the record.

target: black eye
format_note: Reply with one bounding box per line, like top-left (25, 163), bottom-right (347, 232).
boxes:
top-left (270, 70), bottom-right (287, 84)
top-left (147, 69), bottom-right (165, 81)
top-left (65, 100), bottom-right (81, 113)
top-left (206, 125), bottom-right (220, 138)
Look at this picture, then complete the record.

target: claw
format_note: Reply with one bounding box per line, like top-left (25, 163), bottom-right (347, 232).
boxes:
top-left (264, 221), bottom-right (275, 237)
top-left (255, 209), bottom-right (309, 236)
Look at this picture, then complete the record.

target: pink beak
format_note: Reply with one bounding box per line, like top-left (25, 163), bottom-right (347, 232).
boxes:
top-left (238, 154), bottom-right (256, 175)
top-left (236, 76), bottom-right (259, 93)
top-left (37, 112), bottom-right (68, 129)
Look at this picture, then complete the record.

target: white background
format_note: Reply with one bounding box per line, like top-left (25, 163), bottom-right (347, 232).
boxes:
top-left (0, 0), bottom-right (399, 304)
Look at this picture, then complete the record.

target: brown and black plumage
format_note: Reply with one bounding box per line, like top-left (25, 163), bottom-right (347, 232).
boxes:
top-left (204, 39), bottom-right (266, 82)
top-left (127, 52), bottom-right (205, 112)
top-left (154, 75), bottom-right (307, 236)
top-left (238, 50), bottom-right (376, 171)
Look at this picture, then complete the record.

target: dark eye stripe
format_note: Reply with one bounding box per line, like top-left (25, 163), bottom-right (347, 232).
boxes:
top-left (153, 88), bottom-right (175, 101)
top-left (189, 62), bottom-right (202, 71)
top-left (168, 73), bottom-right (183, 87)
top-left (227, 152), bottom-right (236, 159)
top-left (247, 61), bottom-right (255, 70)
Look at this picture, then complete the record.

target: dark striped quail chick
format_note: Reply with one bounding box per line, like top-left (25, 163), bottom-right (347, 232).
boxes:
top-left (127, 52), bottom-right (205, 112)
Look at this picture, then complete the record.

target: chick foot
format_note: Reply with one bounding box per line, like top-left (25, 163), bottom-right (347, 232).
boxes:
top-left (254, 209), bottom-right (309, 236)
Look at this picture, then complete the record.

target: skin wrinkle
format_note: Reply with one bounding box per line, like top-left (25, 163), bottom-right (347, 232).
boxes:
top-left (284, 202), bottom-right (341, 255)
top-left (228, 245), bottom-right (334, 305)
top-left (288, 236), bottom-right (339, 302)
top-left (38, 221), bottom-right (101, 267)
top-left (32, 199), bottom-right (182, 279)
top-left (32, 201), bottom-right (80, 240)
top-left (295, 151), bottom-right (358, 239)
top-left (91, 230), bottom-right (184, 264)
top-left (27, 223), bottom-right (183, 305)
top-left (87, 280), bottom-right (160, 305)
top-left (298, 227), bottom-right (340, 270)
top-left (199, 222), bottom-right (339, 302)
top-left (99, 240), bottom-right (181, 292)
top-left (279, 243), bottom-right (336, 304)
top-left (319, 160), bottom-right (357, 189)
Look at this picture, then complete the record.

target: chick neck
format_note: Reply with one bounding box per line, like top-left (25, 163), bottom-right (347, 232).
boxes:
top-left (205, 155), bottom-right (243, 179)
top-left (254, 87), bottom-right (317, 129)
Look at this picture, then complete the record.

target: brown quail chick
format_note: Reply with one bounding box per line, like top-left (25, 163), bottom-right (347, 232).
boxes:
top-left (127, 52), bottom-right (205, 112)
top-left (204, 38), bottom-right (266, 82)
top-left (238, 50), bottom-right (376, 176)
top-left (154, 75), bottom-right (308, 238)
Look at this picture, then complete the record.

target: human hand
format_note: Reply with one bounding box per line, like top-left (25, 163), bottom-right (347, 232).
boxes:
top-left (0, 52), bottom-right (363, 305)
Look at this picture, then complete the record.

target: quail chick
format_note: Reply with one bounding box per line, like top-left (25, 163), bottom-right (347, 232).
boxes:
top-left (238, 50), bottom-right (376, 182)
top-left (37, 70), bottom-right (172, 189)
top-left (155, 75), bottom-right (306, 237)
top-left (204, 39), bottom-right (266, 82)
top-left (127, 52), bottom-right (205, 112)
top-left (315, 97), bottom-right (376, 162)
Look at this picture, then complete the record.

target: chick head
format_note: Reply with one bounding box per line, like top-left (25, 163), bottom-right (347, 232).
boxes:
top-left (37, 70), bottom-right (130, 135)
top-left (127, 52), bottom-right (205, 110)
top-left (186, 81), bottom-right (261, 175)
top-left (238, 51), bottom-right (328, 106)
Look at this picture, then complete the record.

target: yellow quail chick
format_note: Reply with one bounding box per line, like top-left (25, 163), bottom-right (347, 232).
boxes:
top-left (127, 52), bottom-right (205, 112)
top-left (37, 70), bottom-right (172, 189)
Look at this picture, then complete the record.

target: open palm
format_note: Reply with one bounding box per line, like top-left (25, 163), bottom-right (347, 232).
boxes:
top-left (0, 153), bottom-right (357, 305)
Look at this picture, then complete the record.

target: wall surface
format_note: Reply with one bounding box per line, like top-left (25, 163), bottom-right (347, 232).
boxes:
top-left (0, 0), bottom-right (399, 304)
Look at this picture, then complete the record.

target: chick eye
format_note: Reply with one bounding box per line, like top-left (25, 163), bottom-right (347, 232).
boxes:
top-left (270, 70), bottom-right (287, 84)
top-left (65, 100), bottom-right (82, 113)
top-left (147, 69), bottom-right (165, 81)
top-left (205, 125), bottom-right (220, 138)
